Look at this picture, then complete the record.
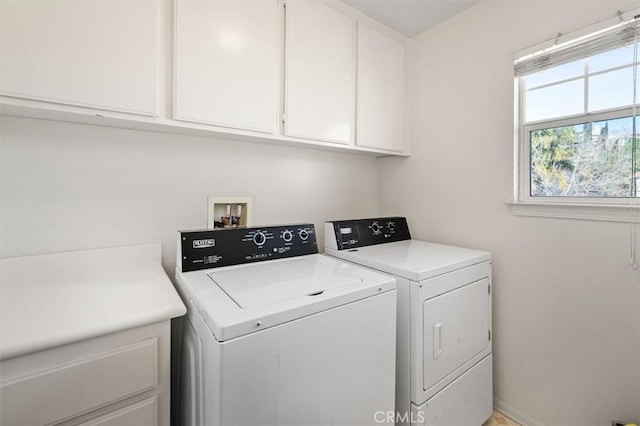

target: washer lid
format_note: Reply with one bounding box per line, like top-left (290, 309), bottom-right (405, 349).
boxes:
top-left (326, 240), bottom-right (490, 281)
top-left (176, 254), bottom-right (396, 341)
top-left (209, 260), bottom-right (362, 309)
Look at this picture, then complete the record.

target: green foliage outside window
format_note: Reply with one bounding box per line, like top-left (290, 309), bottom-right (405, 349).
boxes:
top-left (531, 117), bottom-right (636, 197)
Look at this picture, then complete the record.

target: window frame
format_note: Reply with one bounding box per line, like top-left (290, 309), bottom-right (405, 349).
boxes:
top-left (519, 103), bottom-right (637, 206)
top-left (510, 11), bottom-right (640, 222)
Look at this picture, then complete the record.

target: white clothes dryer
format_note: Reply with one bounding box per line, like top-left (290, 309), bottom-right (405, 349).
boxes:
top-left (325, 217), bottom-right (492, 426)
top-left (174, 224), bottom-right (397, 426)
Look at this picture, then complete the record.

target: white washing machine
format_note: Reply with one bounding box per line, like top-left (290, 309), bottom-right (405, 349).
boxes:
top-left (325, 217), bottom-right (492, 426)
top-left (174, 224), bottom-right (397, 426)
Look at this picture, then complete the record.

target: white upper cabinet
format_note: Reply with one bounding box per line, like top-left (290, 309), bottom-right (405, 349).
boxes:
top-left (174, 0), bottom-right (280, 134)
top-left (356, 22), bottom-right (406, 152)
top-left (0, 0), bottom-right (408, 156)
top-left (0, 0), bottom-right (159, 116)
top-left (284, 2), bottom-right (355, 144)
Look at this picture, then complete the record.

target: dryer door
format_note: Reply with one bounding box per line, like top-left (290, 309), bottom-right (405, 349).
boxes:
top-left (423, 277), bottom-right (489, 390)
top-left (410, 261), bottom-right (492, 404)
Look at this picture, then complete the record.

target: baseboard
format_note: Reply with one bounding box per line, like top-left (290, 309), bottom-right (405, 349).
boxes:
top-left (494, 398), bottom-right (545, 426)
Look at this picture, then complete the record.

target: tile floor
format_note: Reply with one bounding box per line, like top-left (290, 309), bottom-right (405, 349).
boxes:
top-left (483, 411), bottom-right (520, 426)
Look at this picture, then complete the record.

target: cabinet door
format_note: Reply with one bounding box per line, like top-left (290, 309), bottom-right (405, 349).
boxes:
top-left (174, 0), bottom-right (280, 134)
top-left (284, 2), bottom-right (355, 144)
top-left (78, 398), bottom-right (157, 426)
top-left (356, 22), bottom-right (406, 152)
top-left (0, 0), bottom-right (159, 116)
top-left (0, 339), bottom-right (158, 425)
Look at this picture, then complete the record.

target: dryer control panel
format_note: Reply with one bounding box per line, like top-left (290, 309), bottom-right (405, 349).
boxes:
top-left (180, 224), bottom-right (318, 272)
top-left (327, 217), bottom-right (411, 250)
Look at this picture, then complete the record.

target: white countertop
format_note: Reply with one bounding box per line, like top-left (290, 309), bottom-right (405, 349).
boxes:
top-left (0, 243), bottom-right (186, 360)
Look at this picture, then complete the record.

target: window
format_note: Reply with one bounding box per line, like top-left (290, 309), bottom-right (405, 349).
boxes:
top-left (513, 11), bottom-right (640, 219)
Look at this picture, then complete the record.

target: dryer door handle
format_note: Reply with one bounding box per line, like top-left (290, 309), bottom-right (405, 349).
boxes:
top-left (433, 321), bottom-right (443, 359)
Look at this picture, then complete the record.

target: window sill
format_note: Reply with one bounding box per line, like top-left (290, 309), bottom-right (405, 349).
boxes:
top-left (507, 201), bottom-right (640, 223)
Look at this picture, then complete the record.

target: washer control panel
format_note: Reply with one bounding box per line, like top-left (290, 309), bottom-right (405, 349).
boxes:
top-left (180, 224), bottom-right (318, 272)
top-left (328, 217), bottom-right (410, 250)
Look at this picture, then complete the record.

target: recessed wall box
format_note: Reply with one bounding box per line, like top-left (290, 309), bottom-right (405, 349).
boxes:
top-left (207, 196), bottom-right (253, 229)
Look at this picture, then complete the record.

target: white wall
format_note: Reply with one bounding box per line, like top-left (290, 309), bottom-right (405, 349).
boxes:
top-left (0, 115), bottom-right (379, 273)
top-left (378, 0), bottom-right (640, 424)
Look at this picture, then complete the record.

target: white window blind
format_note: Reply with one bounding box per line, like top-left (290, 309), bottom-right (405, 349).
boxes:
top-left (515, 14), bottom-right (639, 77)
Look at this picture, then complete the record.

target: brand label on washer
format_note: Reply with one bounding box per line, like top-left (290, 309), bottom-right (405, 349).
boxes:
top-left (193, 239), bottom-right (215, 249)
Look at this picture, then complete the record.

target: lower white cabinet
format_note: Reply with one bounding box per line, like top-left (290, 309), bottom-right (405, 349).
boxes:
top-left (0, 322), bottom-right (171, 426)
top-left (78, 398), bottom-right (158, 426)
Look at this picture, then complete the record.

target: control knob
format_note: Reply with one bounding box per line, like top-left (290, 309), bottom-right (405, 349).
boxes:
top-left (253, 231), bottom-right (267, 246)
top-left (298, 229), bottom-right (309, 241)
top-left (387, 221), bottom-right (396, 232)
top-left (371, 221), bottom-right (381, 235)
top-left (282, 230), bottom-right (293, 243)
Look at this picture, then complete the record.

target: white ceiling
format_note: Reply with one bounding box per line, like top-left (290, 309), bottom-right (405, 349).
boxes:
top-left (342, 0), bottom-right (482, 37)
